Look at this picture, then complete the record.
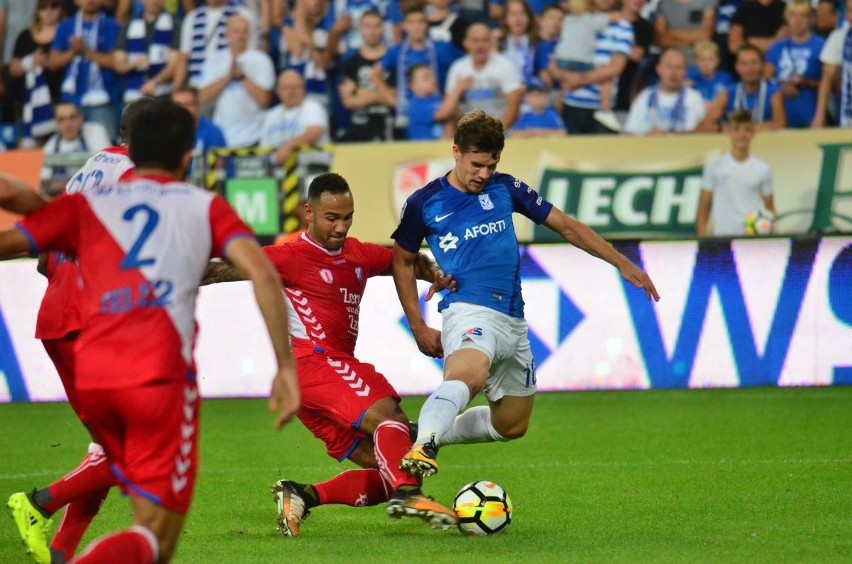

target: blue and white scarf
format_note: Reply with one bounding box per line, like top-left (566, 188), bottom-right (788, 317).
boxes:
top-left (733, 79), bottom-right (768, 123)
top-left (123, 12), bottom-right (174, 102)
top-left (61, 11), bottom-right (109, 106)
top-left (647, 87), bottom-right (686, 132)
top-left (21, 52), bottom-right (55, 139)
top-left (841, 28), bottom-right (852, 127)
top-left (502, 35), bottom-right (534, 85)
top-left (395, 39), bottom-right (438, 127)
top-left (188, 4), bottom-right (237, 86)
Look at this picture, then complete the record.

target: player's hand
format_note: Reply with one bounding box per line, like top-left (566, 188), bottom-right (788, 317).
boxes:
top-left (412, 324), bottom-right (444, 358)
top-left (620, 263), bottom-right (660, 302)
top-left (424, 273), bottom-right (456, 301)
top-left (269, 364), bottom-right (300, 430)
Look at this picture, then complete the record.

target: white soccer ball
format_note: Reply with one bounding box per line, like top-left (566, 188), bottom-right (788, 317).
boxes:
top-left (453, 481), bottom-right (512, 536)
top-left (744, 207), bottom-right (775, 235)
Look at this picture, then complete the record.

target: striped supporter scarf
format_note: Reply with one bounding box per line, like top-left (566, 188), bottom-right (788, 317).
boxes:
top-left (188, 3), bottom-right (237, 86)
top-left (123, 11), bottom-right (175, 102)
top-left (21, 54), bottom-right (55, 139)
top-left (841, 28), bottom-right (852, 128)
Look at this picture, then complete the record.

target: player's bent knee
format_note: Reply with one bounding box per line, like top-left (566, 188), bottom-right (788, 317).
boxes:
top-left (492, 418), bottom-right (529, 441)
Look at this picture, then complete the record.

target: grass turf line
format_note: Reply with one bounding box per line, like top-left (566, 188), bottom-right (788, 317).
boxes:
top-left (1, 387), bottom-right (851, 563)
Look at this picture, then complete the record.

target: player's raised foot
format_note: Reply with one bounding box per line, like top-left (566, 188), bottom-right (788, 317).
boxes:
top-left (271, 480), bottom-right (311, 537)
top-left (386, 487), bottom-right (458, 530)
top-left (400, 435), bottom-right (439, 478)
top-left (7, 491), bottom-right (52, 564)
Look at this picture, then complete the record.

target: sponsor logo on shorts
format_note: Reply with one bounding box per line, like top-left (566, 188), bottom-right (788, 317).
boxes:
top-left (463, 327), bottom-right (483, 337)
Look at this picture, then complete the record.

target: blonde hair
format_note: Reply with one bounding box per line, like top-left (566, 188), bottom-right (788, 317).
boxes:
top-left (694, 41), bottom-right (719, 58)
top-left (785, 0), bottom-right (812, 16)
top-left (568, 0), bottom-right (591, 15)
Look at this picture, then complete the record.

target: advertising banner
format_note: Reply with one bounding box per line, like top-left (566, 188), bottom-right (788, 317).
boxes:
top-left (2, 237), bottom-right (850, 402)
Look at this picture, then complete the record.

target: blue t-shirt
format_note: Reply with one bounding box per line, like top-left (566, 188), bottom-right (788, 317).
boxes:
top-left (513, 107), bottom-right (564, 131)
top-left (392, 172), bottom-right (553, 318)
top-left (407, 95), bottom-right (443, 140)
top-left (197, 116), bottom-right (227, 152)
top-left (53, 14), bottom-right (119, 106)
top-left (725, 80), bottom-right (781, 123)
top-left (381, 40), bottom-right (460, 90)
top-left (764, 35), bottom-right (825, 128)
top-left (687, 67), bottom-right (733, 103)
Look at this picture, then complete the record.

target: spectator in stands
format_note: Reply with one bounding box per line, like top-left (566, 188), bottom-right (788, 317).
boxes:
top-left (48, 0), bottom-right (121, 142)
top-left (510, 77), bottom-right (565, 137)
top-left (325, 0), bottom-right (402, 55)
top-left (533, 4), bottom-right (563, 86)
top-left (261, 69), bottom-right (329, 165)
top-left (175, 0), bottom-right (253, 89)
top-left (812, 0), bottom-right (852, 129)
top-left (405, 62), bottom-right (470, 140)
top-left (814, 0), bottom-right (839, 40)
top-left (455, 0), bottom-right (499, 24)
top-left (614, 0), bottom-right (653, 117)
top-left (337, 9), bottom-right (393, 142)
top-left (199, 14), bottom-right (274, 148)
top-left (373, 4), bottom-right (460, 134)
top-left (171, 85), bottom-right (226, 155)
top-left (113, 0), bottom-right (180, 103)
top-left (696, 110), bottom-right (775, 237)
top-left (426, 0), bottom-right (470, 50)
top-left (444, 21), bottom-right (524, 129)
top-left (713, 0), bottom-right (745, 72)
top-left (280, 0), bottom-right (333, 108)
top-left (40, 100), bottom-right (111, 184)
top-left (0, 0), bottom-right (38, 123)
top-left (727, 0), bottom-right (787, 56)
top-left (713, 44), bottom-right (785, 131)
top-left (764, 0), bottom-right (824, 129)
top-left (653, 0), bottom-right (715, 65)
top-left (624, 48), bottom-right (707, 135)
top-left (687, 41), bottom-right (733, 111)
top-left (552, 0), bottom-right (633, 134)
top-left (9, 1), bottom-right (65, 146)
top-left (498, 0), bottom-right (539, 86)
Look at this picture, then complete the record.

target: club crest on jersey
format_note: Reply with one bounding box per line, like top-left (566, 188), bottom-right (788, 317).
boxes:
top-left (478, 194), bottom-right (494, 210)
top-left (319, 268), bottom-right (333, 284)
top-left (355, 267), bottom-right (364, 281)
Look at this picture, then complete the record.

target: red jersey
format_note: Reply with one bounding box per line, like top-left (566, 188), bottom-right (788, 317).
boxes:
top-left (263, 233), bottom-right (392, 358)
top-left (19, 175), bottom-right (252, 390)
top-left (36, 146), bottom-right (135, 340)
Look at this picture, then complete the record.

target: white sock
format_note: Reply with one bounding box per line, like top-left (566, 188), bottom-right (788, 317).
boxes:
top-left (415, 380), bottom-right (470, 445)
top-left (437, 406), bottom-right (507, 446)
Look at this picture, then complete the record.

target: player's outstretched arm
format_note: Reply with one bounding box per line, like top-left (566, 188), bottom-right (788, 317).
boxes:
top-left (224, 237), bottom-right (300, 429)
top-left (201, 259), bottom-right (246, 285)
top-left (392, 242), bottom-right (444, 358)
top-left (544, 207), bottom-right (660, 302)
top-left (413, 252), bottom-right (457, 301)
top-left (0, 173), bottom-right (48, 215)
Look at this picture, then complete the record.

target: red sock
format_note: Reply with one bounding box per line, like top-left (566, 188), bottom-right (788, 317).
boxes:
top-left (374, 420), bottom-right (418, 490)
top-left (43, 446), bottom-right (116, 514)
top-left (72, 526), bottom-right (157, 563)
top-left (313, 469), bottom-right (391, 506)
top-left (51, 487), bottom-right (110, 562)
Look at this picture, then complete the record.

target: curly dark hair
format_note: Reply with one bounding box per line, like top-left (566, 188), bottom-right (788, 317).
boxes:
top-left (453, 109), bottom-right (505, 158)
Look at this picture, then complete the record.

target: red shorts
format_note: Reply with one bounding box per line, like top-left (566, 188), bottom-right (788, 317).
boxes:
top-left (76, 375), bottom-right (200, 514)
top-left (297, 350), bottom-right (398, 461)
top-left (42, 333), bottom-right (86, 424)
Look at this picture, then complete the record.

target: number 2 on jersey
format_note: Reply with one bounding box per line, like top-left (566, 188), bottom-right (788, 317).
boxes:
top-left (119, 204), bottom-right (159, 269)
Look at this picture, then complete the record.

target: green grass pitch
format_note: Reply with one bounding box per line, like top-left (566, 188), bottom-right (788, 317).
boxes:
top-left (2, 387), bottom-right (852, 563)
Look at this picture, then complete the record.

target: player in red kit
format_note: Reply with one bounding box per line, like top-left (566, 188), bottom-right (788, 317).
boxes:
top-left (7, 98), bottom-right (146, 564)
top-left (203, 172), bottom-right (459, 534)
top-left (0, 97), bottom-right (300, 563)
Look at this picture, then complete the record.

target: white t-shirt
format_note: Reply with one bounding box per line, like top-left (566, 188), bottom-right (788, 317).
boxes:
top-left (445, 53), bottom-right (523, 121)
top-left (624, 86), bottom-right (707, 135)
top-left (260, 99), bottom-right (330, 148)
top-left (199, 49), bottom-right (276, 147)
top-left (701, 153), bottom-right (773, 236)
top-left (180, 5), bottom-right (256, 87)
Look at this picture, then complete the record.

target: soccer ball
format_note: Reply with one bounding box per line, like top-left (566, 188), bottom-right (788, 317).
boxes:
top-left (453, 481), bottom-right (512, 536)
top-left (744, 207), bottom-right (775, 235)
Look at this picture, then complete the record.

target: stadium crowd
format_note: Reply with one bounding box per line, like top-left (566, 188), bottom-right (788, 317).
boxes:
top-left (0, 0), bottom-right (850, 154)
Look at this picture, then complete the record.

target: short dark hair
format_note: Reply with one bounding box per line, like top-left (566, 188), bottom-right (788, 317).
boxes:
top-left (119, 96), bottom-right (155, 144)
top-left (406, 62), bottom-right (431, 85)
top-left (307, 172), bottom-right (351, 203)
top-left (727, 109), bottom-right (754, 127)
top-left (453, 109), bottom-right (504, 157)
top-left (735, 43), bottom-right (764, 64)
top-left (128, 98), bottom-right (195, 172)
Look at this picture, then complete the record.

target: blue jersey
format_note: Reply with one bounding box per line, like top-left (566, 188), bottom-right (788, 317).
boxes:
top-left (392, 172), bottom-right (553, 318)
top-left (764, 35), bottom-right (824, 128)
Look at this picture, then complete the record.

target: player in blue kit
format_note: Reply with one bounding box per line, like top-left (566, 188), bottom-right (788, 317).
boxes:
top-left (391, 109), bottom-right (660, 477)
